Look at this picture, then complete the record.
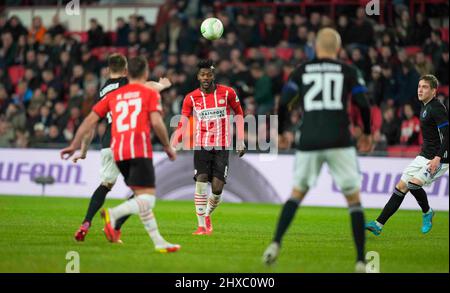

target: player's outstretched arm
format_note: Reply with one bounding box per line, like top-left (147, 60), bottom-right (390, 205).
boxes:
top-left (72, 129), bottom-right (95, 163)
top-left (144, 77), bottom-right (172, 92)
top-left (150, 111), bottom-right (176, 161)
top-left (60, 111), bottom-right (100, 160)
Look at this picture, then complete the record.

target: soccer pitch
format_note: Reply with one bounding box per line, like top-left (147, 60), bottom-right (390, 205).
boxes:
top-left (0, 195), bottom-right (448, 273)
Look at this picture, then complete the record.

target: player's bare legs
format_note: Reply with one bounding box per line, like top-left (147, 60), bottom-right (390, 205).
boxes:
top-left (101, 187), bottom-right (180, 253)
top-left (263, 188), bottom-right (306, 265)
top-left (193, 174), bottom-right (209, 235)
top-left (343, 191), bottom-right (366, 272)
top-left (204, 177), bottom-right (225, 234)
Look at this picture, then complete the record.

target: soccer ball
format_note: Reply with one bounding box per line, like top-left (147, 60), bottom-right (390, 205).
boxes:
top-left (200, 17), bottom-right (224, 41)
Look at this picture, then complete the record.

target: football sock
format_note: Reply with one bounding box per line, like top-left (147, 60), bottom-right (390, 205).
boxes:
top-left (109, 196), bottom-right (141, 227)
top-left (206, 192), bottom-right (222, 216)
top-left (273, 198), bottom-right (301, 244)
top-left (377, 188), bottom-right (406, 225)
top-left (83, 184), bottom-right (110, 224)
top-left (135, 194), bottom-right (166, 246)
top-left (349, 203), bottom-right (366, 263)
top-left (114, 194), bottom-right (134, 230)
top-left (408, 184), bottom-right (430, 213)
top-left (194, 182), bottom-right (208, 227)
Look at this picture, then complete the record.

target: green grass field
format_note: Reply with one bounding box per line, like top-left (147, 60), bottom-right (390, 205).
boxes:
top-left (0, 195), bottom-right (448, 273)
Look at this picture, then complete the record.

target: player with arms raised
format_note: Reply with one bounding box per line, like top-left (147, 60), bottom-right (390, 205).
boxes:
top-left (172, 59), bottom-right (245, 235)
top-left (262, 28), bottom-right (372, 272)
top-left (61, 56), bottom-right (180, 253)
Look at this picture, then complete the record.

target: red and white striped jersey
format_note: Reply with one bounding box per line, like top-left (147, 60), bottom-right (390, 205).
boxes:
top-left (180, 84), bottom-right (244, 147)
top-left (93, 83), bottom-right (162, 161)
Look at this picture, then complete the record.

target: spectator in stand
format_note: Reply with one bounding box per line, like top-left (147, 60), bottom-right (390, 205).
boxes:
top-left (0, 31), bottom-right (16, 67)
top-left (307, 12), bottom-right (321, 33)
top-left (336, 15), bottom-right (351, 45)
top-left (410, 12), bottom-right (432, 46)
top-left (0, 120), bottom-right (15, 147)
top-left (115, 17), bottom-right (130, 47)
top-left (414, 51), bottom-right (434, 77)
top-left (259, 13), bottom-right (284, 47)
top-left (51, 101), bottom-right (68, 132)
top-left (38, 105), bottom-right (53, 129)
top-left (4, 15), bottom-right (28, 42)
top-left (29, 16), bottom-right (46, 44)
top-left (283, 15), bottom-right (296, 44)
top-left (46, 124), bottom-right (66, 144)
top-left (351, 47), bottom-right (370, 82)
top-left (0, 84), bottom-right (11, 115)
top-left (368, 65), bottom-right (384, 106)
top-left (41, 68), bottom-right (63, 94)
top-left (348, 7), bottom-right (375, 48)
top-left (436, 48), bottom-right (449, 85)
top-left (380, 106), bottom-right (400, 146)
top-left (394, 60), bottom-right (420, 111)
top-left (250, 62), bottom-right (273, 115)
top-left (400, 103), bottom-right (421, 145)
top-left (0, 66), bottom-right (13, 94)
top-left (395, 9), bottom-right (413, 46)
top-left (380, 31), bottom-right (398, 57)
top-left (29, 122), bottom-right (47, 147)
top-left (26, 105), bottom-right (42, 136)
top-left (235, 13), bottom-right (255, 47)
top-left (423, 29), bottom-right (447, 69)
top-left (47, 15), bottom-right (66, 38)
top-left (87, 18), bottom-right (106, 48)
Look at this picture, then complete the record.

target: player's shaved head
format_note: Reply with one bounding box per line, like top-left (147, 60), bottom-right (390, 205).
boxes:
top-left (316, 28), bottom-right (342, 55)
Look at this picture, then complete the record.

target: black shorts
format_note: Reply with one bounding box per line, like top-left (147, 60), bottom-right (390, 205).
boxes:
top-left (194, 148), bottom-right (229, 183)
top-left (116, 158), bottom-right (155, 188)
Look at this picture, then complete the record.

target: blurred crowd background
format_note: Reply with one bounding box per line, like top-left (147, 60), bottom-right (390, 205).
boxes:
top-left (0, 0), bottom-right (449, 156)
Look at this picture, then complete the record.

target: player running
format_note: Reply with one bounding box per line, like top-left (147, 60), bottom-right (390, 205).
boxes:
top-left (366, 75), bottom-right (448, 236)
top-left (262, 28), bottom-right (373, 272)
top-left (61, 56), bottom-right (180, 253)
top-left (72, 53), bottom-right (171, 242)
top-left (172, 59), bottom-right (245, 235)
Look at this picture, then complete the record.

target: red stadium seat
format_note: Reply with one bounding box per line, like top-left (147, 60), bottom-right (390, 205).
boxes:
top-left (68, 32), bottom-right (88, 43)
top-left (8, 65), bottom-right (25, 86)
top-left (440, 27), bottom-right (449, 43)
top-left (276, 47), bottom-right (293, 61)
top-left (438, 86), bottom-right (449, 97)
top-left (404, 46), bottom-right (422, 56)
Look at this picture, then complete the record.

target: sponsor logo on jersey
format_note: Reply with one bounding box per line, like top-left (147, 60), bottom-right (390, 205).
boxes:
top-left (219, 99), bottom-right (225, 104)
top-left (100, 83), bottom-right (120, 98)
top-left (198, 107), bottom-right (226, 121)
top-left (422, 110), bottom-right (427, 118)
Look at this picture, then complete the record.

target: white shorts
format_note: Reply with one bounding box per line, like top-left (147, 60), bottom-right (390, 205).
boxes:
top-left (400, 156), bottom-right (449, 186)
top-left (100, 148), bottom-right (120, 185)
top-left (293, 147), bottom-right (361, 195)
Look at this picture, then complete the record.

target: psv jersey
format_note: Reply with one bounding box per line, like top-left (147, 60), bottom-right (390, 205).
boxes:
top-left (181, 84), bottom-right (244, 147)
top-left (93, 83), bottom-right (162, 161)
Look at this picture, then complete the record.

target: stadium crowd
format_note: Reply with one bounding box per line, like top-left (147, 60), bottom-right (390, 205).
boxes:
top-left (0, 1), bottom-right (449, 153)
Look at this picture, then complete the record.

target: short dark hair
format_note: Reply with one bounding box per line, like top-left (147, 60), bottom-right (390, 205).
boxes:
top-left (198, 59), bottom-right (215, 71)
top-left (419, 74), bottom-right (439, 89)
top-left (128, 56), bottom-right (148, 79)
top-left (108, 53), bottom-right (127, 74)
